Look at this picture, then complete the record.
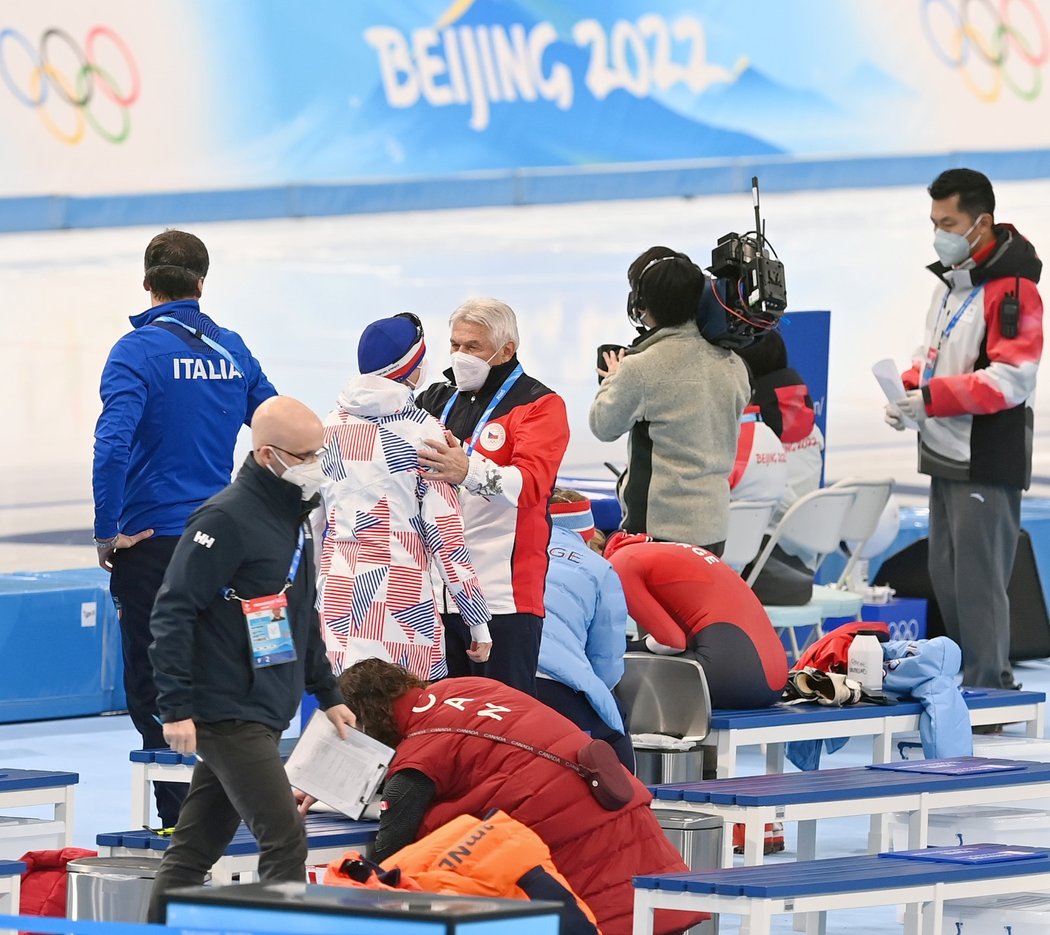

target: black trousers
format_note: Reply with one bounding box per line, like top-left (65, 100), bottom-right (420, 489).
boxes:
top-left (443, 612), bottom-right (542, 697)
top-left (109, 535), bottom-right (186, 827)
top-left (536, 677), bottom-right (635, 773)
top-left (147, 721), bottom-right (306, 923)
top-left (929, 477), bottom-right (1021, 689)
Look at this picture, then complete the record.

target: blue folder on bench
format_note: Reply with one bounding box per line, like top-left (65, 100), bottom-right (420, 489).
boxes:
top-left (881, 844), bottom-right (1050, 864)
top-left (867, 756), bottom-right (1026, 776)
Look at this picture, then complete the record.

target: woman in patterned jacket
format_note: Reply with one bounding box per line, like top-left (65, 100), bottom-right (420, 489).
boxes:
top-left (316, 314), bottom-right (491, 679)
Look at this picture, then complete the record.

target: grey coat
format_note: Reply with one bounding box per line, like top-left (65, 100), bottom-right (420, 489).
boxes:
top-left (589, 324), bottom-right (750, 547)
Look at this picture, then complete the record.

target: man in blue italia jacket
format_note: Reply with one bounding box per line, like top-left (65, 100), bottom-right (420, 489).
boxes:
top-left (92, 230), bottom-right (276, 827)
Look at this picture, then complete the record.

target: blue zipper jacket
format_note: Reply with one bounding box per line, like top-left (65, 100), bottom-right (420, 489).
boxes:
top-left (92, 300), bottom-right (276, 539)
top-left (538, 526), bottom-right (629, 733)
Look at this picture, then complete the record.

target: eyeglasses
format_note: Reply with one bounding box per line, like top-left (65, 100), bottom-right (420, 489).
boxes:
top-left (268, 445), bottom-right (327, 464)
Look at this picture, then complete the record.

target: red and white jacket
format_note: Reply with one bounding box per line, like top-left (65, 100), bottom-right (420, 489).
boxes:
top-left (316, 376), bottom-right (490, 679)
top-left (417, 358), bottom-right (570, 617)
top-left (903, 224), bottom-right (1043, 488)
top-left (729, 407), bottom-right (788, 503)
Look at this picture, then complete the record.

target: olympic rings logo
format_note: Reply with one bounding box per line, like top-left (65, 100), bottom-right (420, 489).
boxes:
top-left (921, 0), bottom-right (1049, 102)
top-left (0, 25), bottom-right (140, 144)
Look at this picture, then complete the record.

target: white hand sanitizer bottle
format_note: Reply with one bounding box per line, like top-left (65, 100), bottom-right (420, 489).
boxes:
top-left (847, 630), bottom-right (884, 691)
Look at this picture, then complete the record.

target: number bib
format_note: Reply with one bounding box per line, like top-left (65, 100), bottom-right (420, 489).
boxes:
top-left (243, 593), bottom-right (297, 669)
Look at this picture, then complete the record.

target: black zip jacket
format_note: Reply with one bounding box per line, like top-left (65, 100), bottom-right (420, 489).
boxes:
top-left (150, 454), bottom-right (342, 728)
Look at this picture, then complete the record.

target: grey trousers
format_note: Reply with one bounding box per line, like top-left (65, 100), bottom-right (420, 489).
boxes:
top-left (146, 720), bottom-right (306, 923)
top-left (928, 477), bottom-right (1021, 689)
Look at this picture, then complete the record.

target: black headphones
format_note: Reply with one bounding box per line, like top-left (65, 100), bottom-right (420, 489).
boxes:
top-left (627, 255), bottom-right (681, 326)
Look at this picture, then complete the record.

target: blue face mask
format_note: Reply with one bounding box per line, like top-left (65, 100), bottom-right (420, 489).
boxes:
top-left (933, 214), bottom-right (985, 267)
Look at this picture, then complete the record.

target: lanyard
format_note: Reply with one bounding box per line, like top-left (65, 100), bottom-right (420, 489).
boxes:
top-left (222, 524), bottom-right (305, 603)
top-left (440, 364), bottom-right (523, 457)
top-left (922, 285), bottom-right (980, 385)
top-left (739, 412), bottom-right (762, 423)
top-left (156, 315), bottom-right (238, 369)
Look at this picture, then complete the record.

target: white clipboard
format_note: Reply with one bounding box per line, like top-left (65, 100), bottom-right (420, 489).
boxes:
top-left (285, 710), bottom-right (394, 819)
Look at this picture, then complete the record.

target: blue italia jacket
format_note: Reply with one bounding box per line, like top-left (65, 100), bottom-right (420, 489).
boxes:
top-left (92, 300), bottom-right (276, 539)
top-left (538, 525), bottom-right (629, 733)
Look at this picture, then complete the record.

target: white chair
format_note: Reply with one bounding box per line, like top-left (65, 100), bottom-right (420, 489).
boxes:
top-left (745, 487), bottom-right (857, 661)
top-left (809, 477), bottom-right (895, 621)
top-left (723, 500), bottom-right (778, 573)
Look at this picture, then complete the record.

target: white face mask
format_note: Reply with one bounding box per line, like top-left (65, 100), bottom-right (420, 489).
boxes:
top-left (451, 350), bottom-right (498, 392)
top-left (269, 450), bottom-right (325, 500)
top-left (406, 359), bottom-right (429, 390)
top-left (933, 213), bottom-right (986, 267)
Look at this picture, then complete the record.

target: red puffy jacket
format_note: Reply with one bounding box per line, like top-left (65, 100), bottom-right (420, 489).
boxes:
top-left (389, 678), bottom-right (702, 935)
top-left (19, 847), bottom-right (97, 917)
top-left (794, 621), bottom-right (891, 673)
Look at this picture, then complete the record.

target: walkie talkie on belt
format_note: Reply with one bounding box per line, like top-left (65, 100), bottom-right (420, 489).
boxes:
top-left (1000, 275), bottom-right (1021, 339)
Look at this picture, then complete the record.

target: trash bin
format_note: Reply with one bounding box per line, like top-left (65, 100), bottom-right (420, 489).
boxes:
top-left (634, 746), bottom-right (703, 785)
top-left (66, 857), bottom-right (160, 922)
top-left (652, 809), bottom-right (723, 871)
top-left (652, 810), bottom-right (722, 935)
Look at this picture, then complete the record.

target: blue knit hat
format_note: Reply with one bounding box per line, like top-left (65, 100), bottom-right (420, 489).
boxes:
top-left (357, 315), bottom-right (426, 381)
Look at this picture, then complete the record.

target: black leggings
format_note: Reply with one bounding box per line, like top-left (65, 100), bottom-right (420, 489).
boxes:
top-left (684, 622), bottom-right (782, 709)
top-left (535, 678), bottom-right (635, 773)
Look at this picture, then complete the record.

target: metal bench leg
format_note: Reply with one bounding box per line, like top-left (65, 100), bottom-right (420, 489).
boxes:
top-left (741, 900), bottom-right (773, 935)
top-left (131, 761), bottom-right (150, 829)
top-left (58, 785), bottom-right (76, 847)
top-left (742, 815), bottom-right (765, 866)
top-left (765, 742), bottom-right (785, 774)
top-left (713, 733), bottom-right (737, 779)
top-left (209, 859), bottom-right (236, 886)
top-left (720, 819), bottom-right (736, 868)
top-left (632, 889), bottom-right (656, 935)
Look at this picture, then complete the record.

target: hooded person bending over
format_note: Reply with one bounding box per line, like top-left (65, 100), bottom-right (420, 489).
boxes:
top-left (334, 658), bottom-right (702, 935)
top-left (605, 531), bottom-right (788, 709)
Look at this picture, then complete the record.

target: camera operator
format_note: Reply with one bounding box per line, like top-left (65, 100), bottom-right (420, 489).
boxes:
top-left (589, 247), bottom-right (750, 553)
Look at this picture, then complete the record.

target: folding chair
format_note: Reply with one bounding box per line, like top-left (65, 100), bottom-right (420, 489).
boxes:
top-left (723, 500), bottom-right (778, 573)
top-left (809, 477), bottom-right (895, 621)
top-left (745, 487), bottom-right (856, 661)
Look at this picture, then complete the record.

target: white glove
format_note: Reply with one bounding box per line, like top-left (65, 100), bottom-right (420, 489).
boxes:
top-left (883, 403), bottom-right (906, 431)
top-left (894, 389), bottom-right (928, 425)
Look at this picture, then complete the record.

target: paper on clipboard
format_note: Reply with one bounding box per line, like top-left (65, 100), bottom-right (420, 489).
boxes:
top-left (872, 358), bottom-right (919, 430)
top-left (284, 710), bottom-right (394, 819)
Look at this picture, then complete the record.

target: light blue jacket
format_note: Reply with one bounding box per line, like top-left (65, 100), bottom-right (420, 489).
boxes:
top-left (538, 526), bottom-right (628, 733)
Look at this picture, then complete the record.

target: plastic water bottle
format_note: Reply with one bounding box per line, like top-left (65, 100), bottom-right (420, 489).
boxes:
top-left (847, 630), bottom-right (884, 691)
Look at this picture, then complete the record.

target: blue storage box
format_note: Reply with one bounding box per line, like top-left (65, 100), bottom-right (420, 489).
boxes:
top-left (0, 568), bottom-right (124, 721)
top-left (823, 596), bottom-right (928, 642)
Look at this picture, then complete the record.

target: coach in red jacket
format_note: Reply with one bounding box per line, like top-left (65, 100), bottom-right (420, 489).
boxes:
top-left (605, 532), bottom-right (788, 708)
top-left (337, 659), bottom-right (702, 935)
top-left (417, 298), bottom-right (570, 696)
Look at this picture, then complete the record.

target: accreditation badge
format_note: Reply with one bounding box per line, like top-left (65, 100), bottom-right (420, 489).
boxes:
top-left (243, 593), bottom-right (297, 668)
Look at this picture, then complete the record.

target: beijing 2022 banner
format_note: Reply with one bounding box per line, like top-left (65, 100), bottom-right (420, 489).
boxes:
top-left (1, 0), bottom-right (1048, 197)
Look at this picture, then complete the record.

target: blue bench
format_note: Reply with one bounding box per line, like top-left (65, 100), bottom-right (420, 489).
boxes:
top-left (129, 749), bottom-right (197, 828)
top-left (0, 768), bottom-right (79, 848)
top-left (651, 757), bottom-right (1050, 866)
top-left (97, 813), bottom-right (378, 884)
top-left (633, 845), bottom-right (1050, 935)
top-left (129, 738), bottom-right (298, 827)
top-left (704, 688), bottom-right (1046, 778)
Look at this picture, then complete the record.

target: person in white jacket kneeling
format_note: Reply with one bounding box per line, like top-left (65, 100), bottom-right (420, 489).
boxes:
top-left (315, 314), bottom-right (491, 680)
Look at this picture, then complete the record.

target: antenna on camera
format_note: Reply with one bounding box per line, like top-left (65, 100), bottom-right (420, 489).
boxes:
top-left (752, 176), bottom-right (763, 251)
